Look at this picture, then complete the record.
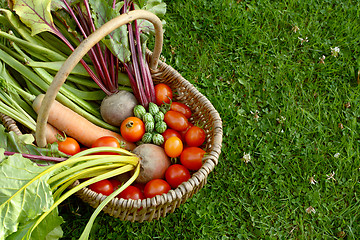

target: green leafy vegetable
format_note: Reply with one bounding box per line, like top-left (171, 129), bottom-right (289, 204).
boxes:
top-left (136, 0), bottom-right (166, 34)
top-left (7, 209), bottom-right (64, 240)
top-left (11, 0), bottom-right (56, 36)
top-left (0, 149), bottom-right (63, 239)
top-left (89, 0), bottom-right (130, 63)
top-left (0, 143), bottom-right (140, 239)
top-left (0, 124), bottom-right (68, 159)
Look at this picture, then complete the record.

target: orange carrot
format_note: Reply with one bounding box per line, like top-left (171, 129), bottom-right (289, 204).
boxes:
top-left (32, 94), bottom-right (136, 150)
top-left (45, 123), bottom-right (63, 144)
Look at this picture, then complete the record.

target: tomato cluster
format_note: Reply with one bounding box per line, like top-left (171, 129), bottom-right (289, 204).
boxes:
top-left (57, 83), bottom-right (208, 200)
top-left (89, 178), bottom-right (145, 200)
top-left (153, 83), bottom-right (208, 193)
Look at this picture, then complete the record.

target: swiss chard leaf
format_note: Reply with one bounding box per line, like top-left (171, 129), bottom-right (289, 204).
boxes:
top-left (0, 124), bottom-right (68, 159)
top-left (7, 208), bottom-right (64, 240)
top-left (142, 0), bottom-right (166, 17)
top-left (136, 0), bottom-right (166, 34)
top-left (89, 0), bottom-right (130, 63)
top-left (50, 0), bottom-right (78, 11)
top-left (10, 0), bottom-right (57, 36)
top-left (0, 150), bottom-right (59, 239)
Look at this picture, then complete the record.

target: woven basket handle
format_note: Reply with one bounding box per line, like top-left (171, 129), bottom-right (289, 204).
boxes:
top-left (35, 10), bottom-right (163, 147)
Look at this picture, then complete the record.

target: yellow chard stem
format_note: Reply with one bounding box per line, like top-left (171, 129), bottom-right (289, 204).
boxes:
top-left (79, 163), bottom-right (141, 240)
top-left (28, 164), bottom-right (137, 238)
top-left (48, 155), bottom-right (138, 185)
top-left (51, 163), bottom-right (125, 199)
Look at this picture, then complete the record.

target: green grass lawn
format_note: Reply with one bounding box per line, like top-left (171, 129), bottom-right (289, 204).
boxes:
top-left (61, 0), bottom-right (360, 239)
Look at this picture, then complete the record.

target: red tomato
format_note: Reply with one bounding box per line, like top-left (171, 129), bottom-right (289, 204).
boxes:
top-left (162, 129), bottom-right (183, 143)
top-left (109, 179), bottom-right (122, 191)
top-left (89, 179), bottom-right (114, 196)
top-left (155, 83), bottom-right (173, 106)
top-left (170, 102), bottom-right (192, 119)
top-left (180, 147), bottom-right (206, 171)
top-left (144, 179), bottom-right (171, 198)
top-left (80, 147), bottom-right (88, 152)
top-left (184, 126), bottom-right (206, 147)
top-left (164, 110), bottom-right (189, 132)
top-left (120, 117), bottom-right (145, 142)
top-left (118, 186), bottom-right (144, 200)
top-left (132, 182), bottom-right (145, 193)
top-left (91, 136), bottom-right (121, 155)
top-left (57, 137), bottom-right (80, 156)
top-left (164, 136), bottom-right (183, 158)
top-left (165, 164), bottom-right (191, 188)
top-left (180, 122), bottom-right (193, 141)
top-left (92, 136), bottom-right (121, 148)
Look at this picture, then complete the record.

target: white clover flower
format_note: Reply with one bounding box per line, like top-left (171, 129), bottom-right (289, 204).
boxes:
top-left (276, 116), bottom-right (286, 124)
top-left (309, 176), bottom-right (317, 185)
top-left (250, 110), bottom-right (260, 121)
top-left (306, 206), bottom-right (316, 214)
top-left (319, 55), bottom-right (326, 64)
top-left (331, 47), bottom-right (340, 57)
top-left (334, 153), bottom-right (340, 158)
top-left (298, 36), bottom-right (308, 45)
top-left (160, 55), bottom-right (166, 62)
top-left (242, 152), bottom-right (251, 163)
top-left (344, 102), bottom-right (351, 108)
top-left (327, 171), bottom-right (336, 181)
top-left (292, 25), bottom-right (300, 33)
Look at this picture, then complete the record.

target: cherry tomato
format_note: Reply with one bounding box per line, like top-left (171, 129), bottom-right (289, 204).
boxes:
top-left (144, 179), bottom-right (171, 198)
top-left (120, 117), bottom-right (145, 142)
top-left (57, 137), bottom-right (80, 156)
top-left (184, 126), bottom-right (206, 147)
top-left (118, 186), bottom-right (144, 200)
top-left (162, 129), bottom-right (183, 143)
top-left (154, 83), bottom-right (173, 106)
top-left (170, 102), bottom-right (192, 119)
top-left (132, 182), bottom-right (145, 193)
top-left (109, 179), bottom-right (122, 191)
top-left (80, 147), bottom-right (88, 152)
top-left (180, 147), bottom-right (206, 171)
top-left (164, 110), bottom-right (189, 132)
top-left (164, 136), bottom-right (183, 158)
top-left (180, 122), bottom-right (193, 141)
top-left (165, 164), bottom-right (191, 188)
top-left (89, 179), bottom-right (114, 196)
top-left (92, 136), bottom-right (121, 148)
top-left (92, 136), bottom-right (121, 155)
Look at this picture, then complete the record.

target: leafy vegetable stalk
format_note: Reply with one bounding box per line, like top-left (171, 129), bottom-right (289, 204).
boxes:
top-left (0, 9), bottom-right (120, 131)
top-left (3, 151), bottom-right (67, 162)
top-left (59, 0), bottom-right (119, 95)
top-left (55, 0), bottom-right (159, 107)
top-left (122, 0), bottom-right (156, 108)
top-left (0, 146), bottom-right (140, 239)
top-left (9, 0), bottom-right (161, 107)
top-left (9, 0), bottom-right (107, 93)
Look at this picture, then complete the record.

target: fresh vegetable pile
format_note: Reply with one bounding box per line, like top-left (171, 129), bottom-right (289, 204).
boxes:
top-left (0, 0), bottom-right (214, 239)
top-left (0, 82), bottom-right (209, 239)
top-left (91, 82), bottom-right (208, 197)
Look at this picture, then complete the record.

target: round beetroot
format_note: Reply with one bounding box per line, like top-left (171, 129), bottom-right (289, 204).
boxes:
top-left (133, 144), bottom-right (171, 184)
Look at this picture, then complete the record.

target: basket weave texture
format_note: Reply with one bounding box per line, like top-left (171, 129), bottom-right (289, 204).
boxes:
top-left (0, 113), bottom-right (22, 136)
top-left (72, 51), bottom-right (223, 222)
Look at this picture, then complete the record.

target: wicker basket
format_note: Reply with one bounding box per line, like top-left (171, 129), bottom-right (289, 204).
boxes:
top-left (0, 113), bottom-right (23, 136)
top-left (3, 10), bottom-right (223, 222)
